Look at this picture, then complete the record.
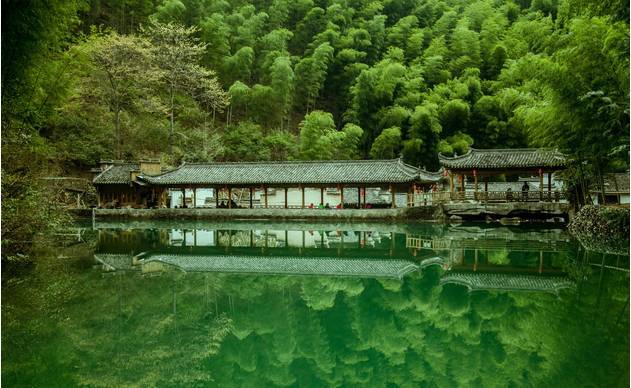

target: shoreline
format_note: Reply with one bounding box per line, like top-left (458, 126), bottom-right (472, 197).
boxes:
top-left (72, 203), bottom-right (571, 223)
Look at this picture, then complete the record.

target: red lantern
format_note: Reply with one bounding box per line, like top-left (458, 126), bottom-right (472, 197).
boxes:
top-left (473, 169), bottom-right (477, 177)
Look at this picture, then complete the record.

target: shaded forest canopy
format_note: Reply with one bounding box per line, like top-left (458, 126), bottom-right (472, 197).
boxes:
top-left (1, 0), bottom-right (629, 256)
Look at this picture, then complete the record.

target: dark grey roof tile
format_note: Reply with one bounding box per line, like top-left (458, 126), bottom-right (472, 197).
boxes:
top-left (439, 148), bottom-right (567, 170)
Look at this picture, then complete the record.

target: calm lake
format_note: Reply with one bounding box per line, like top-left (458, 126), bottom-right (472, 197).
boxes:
top-left (2, 221), bottom-right (629, 387)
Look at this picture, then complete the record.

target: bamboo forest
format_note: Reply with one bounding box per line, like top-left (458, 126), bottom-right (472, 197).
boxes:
top-left (1, 0), bottom-right (629, 386)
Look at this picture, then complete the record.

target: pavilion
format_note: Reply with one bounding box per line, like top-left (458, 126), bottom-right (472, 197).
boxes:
top-left (133, 158), bottom-right (443, 209)
top-left (438, 148), bottom-right (567, 202)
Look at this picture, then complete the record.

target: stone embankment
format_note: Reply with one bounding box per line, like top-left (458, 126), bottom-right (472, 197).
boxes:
top-left (83, 207), bottom-right (412, 221)
top-left (568, 205), bottom-right (630, 254)
top-left (73, 202), bottom-right (567, 223)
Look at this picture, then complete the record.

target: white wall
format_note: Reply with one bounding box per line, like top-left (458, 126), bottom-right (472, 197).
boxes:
top-left (169, 188), bottom-right (214, 208)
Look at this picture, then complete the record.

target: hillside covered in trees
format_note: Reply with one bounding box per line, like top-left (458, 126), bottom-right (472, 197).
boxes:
top-left (1, 0), bottom-right (629, 255)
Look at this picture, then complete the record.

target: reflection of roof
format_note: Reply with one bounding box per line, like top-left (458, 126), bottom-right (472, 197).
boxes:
top-left (95, 254), bottom-right (139, 271)
top-left (93, 163), bottom-right (139, 185)
top-left (590, 173), bottom-right (630, 194)
top-left (140, 254), bottom-right (419, 278)
top-left (138, 159), bottom-right (441, 186)
top-left (440, 272), bottom-right (574, 293)
top-left (439, 148), bottom-right (567, 170)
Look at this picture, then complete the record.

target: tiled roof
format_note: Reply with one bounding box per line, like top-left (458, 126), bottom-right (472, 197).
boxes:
top-left (590, 172), bottom-right (630, 194)
top-left (419, 168), bottom-right (446, 182)
top-left (438, 148), bottom-right (567, 170)
top-left (139, 159), bottom-right (441, 186)
top-left (140, 253), bottom-right (419, 278)
top-left (440, 272), bottom-right (574, 293)
top-left (93, 163), bottom-right (139, 185)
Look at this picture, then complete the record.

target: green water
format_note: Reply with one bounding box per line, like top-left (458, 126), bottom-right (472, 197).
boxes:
top-left (2, 221), bottom-right (629, 387)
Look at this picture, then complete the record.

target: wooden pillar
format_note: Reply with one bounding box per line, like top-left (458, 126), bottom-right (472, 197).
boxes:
top-left (249, 187), bottom-right (253, 208)
top-left (192, 188), bottom-right (197, 208)
top-left (449, 173), bottom-right (455, 193)
top-left (390, 184), bottom-right (396, 208)
top-left (460, 174), bottom-right (465, 193)
top-left (539, 169), bottom-right (544, 201)
top-left (215, 188), bottom-right (219, 208)
top-left (473, 171), bottom-right (478, 200)
top-left (284, 187), bottom-right (288, 209)
top-left (412, 183), bottom-right (417, 207)
top-left (181, 188), bottom-right (185, 208)
top-left (228, 187), bottom-right (232, 209)
top-left (547, 172), bottom-right (552, 200)
top-left (539, 251), bottom-right (543, 274)
top-left (301, 185), bottom-right (305, 209)
top-left (264, 186), bottom-right (268, 208)
top-left (320, 187), bottom-right (324, 205)
top-left (474, 249), bottom-right (478, 272)
top-left (484, 176), bottom-right (489, 202)
top-left (362, 186), bottom-right (366, 208)
top-left (340, 185), bottom-right (344, 209)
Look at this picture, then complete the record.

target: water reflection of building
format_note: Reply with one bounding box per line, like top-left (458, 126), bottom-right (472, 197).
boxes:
top-left (94, 225), bottom-right (576, 293)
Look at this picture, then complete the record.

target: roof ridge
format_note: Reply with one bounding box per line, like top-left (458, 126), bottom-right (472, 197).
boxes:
top-left (469, 147), bottom-right (560, 152)
top-left (179, 159), bottom-right (401, 166)
top-left (92, 164), bottom-right (114, 183)
top-left (438, 148), bottom-right (473, 160)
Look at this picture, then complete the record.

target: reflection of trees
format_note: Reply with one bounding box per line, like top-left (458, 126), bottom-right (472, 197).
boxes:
top-left (3, 245), bottom-right (629, 387)
top-left (206, 266), bottom-right (628, 387)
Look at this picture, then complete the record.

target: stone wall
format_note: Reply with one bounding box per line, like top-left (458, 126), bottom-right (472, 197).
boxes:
top-left (73, 202), bottom-right (571, 223)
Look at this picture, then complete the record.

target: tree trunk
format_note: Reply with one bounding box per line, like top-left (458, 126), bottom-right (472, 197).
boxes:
top-left (115, 108), bottom-right (121, 159)
top-left (577, 156), bottom-right (591, 207)
top-left (169, 84), bottom-right (174, 156)
top-left (596, 158), bottom-right (607, 205)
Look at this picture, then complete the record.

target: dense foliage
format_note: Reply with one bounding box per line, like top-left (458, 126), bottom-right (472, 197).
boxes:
top-left (569, 205), bottom-right (630, 254)
top-left (1, 0), bottom-right (629, 256)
